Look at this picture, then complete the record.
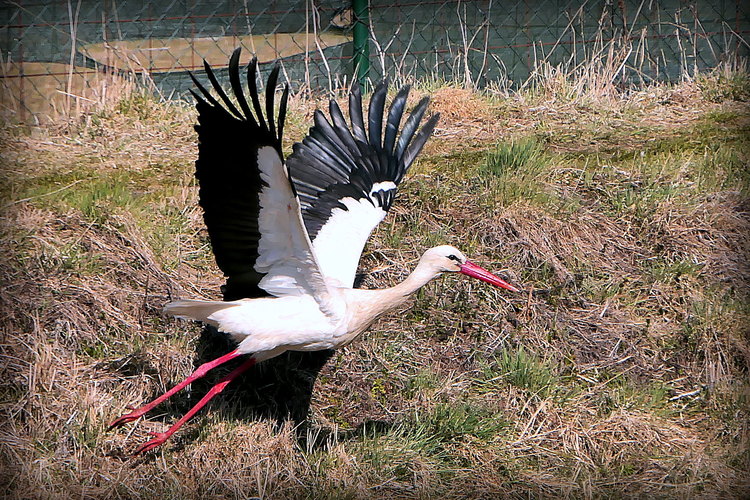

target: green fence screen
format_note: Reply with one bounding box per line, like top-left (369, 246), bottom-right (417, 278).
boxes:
top-left (1, 1), bottom-right (748, 122)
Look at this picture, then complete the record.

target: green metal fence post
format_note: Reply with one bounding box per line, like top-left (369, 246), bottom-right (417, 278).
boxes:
top-left (352, 0), bottom-right (370, 89)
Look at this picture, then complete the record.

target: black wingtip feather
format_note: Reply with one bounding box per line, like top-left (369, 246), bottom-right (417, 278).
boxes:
top-left (188, 88), bottom-right (206, 107)
top-left (228, 47), bottom-right (255, 124)
top-left (189, 71), bottom-right (221, 109)
top-left (247, 57), bottom-right (267, 133)
top-left (265, 64), bottom-right (280, 138)
top-left (383, 85), bottom-right (410, 154)
top-left (203, 59), bottom-right (243, 119)
top-left (396, 95), bottom-right (430, 160)
top-left (349, 85), bottom-right (367, 142)
top-left (400, 112), bottom-right (440, 175)
top-left (367, 81), bottom-right (388, 149)
top-left (277, 83), bottom-right (289, 151)
top-left (328, 100), bottom-right (360, 156)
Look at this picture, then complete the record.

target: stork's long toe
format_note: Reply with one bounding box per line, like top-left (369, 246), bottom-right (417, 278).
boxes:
top-left (108, 408), bottom-right (148, 429)
top-left (133, 432), bottom-right (169, 455)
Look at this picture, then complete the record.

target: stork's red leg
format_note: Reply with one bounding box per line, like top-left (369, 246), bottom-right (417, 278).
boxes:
top-left (133, 356), bottom-right (257, 454)
top-left (109, 349), bottom-right (244, 429)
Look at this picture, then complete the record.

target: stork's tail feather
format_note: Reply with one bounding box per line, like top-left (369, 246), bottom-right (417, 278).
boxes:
top-left (163, 299), bottom-right (240, 324)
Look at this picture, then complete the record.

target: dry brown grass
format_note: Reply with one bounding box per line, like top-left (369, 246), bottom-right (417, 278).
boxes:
top-left (1, 68), bottom-right (749, 498)
top-left (0, 62), bottom-right (138, 124)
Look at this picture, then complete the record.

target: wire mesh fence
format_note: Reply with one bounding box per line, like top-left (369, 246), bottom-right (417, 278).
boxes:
top-left (370, 0), bottom-right (749, 89)
top-left (1, 0), bottom-right (748, 123)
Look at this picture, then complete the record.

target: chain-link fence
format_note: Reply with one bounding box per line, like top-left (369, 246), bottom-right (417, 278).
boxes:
top-left (369, 0), bottom-right (749, 88)
top-left (1, 1), bottom-right (748, 123)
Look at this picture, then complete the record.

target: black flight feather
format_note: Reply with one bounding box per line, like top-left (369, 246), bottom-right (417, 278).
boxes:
top-left (348, 86), bottom-right (367, 142)
top-left (228, 48), bottom-right (256, 127)
top-left (265, 64), bottom-right (279, 138)
top-left (277, 84), bottom-right (289, 146)
top-left (383, 85), bottom-right (410, 154)
top-left (367, 81), bottom-right (388, 149)
top-left (329, 100), bottom-right (360, 156)
top-left (247, 57), bottom-right (267, 134)
top-left (396, 96), bottom-right (429, 160)
top-left (401, 112), bottom-right (440, 174)
top-left (189, 71), bottom-right (222, 110)
top-left (203, 59), bottom-right (243, 120)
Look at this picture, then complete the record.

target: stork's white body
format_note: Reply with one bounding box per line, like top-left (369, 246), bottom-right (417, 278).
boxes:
top-left (165, 249), bottom-right (453, 359)
top-left (170, 295), bottom-right (342, 356)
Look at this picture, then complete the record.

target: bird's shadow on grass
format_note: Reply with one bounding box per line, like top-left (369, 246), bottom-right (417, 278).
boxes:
top-left (195, 325), bottom-right (334, 426)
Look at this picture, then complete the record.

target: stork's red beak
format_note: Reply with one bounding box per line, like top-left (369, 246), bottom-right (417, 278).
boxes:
top-left (460, 261), bottom-right (520, 292)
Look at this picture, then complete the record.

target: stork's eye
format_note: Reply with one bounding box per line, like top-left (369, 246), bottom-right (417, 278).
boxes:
top-left (447, 254), bottom-right (460, 262)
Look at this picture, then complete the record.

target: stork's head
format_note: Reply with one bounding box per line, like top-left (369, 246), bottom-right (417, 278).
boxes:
top-left (421, 245), bottom-right (520, 292)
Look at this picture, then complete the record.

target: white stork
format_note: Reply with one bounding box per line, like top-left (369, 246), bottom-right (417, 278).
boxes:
top-left (109, 48), bottom-right (519, 454)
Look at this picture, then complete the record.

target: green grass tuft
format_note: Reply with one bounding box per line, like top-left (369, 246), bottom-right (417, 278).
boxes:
top-left (478, 137), bottom-right (552, 207)
top-left (419, 402), bottom-right (508, 443)
top-left (477, 346), bottom-right (558, 398)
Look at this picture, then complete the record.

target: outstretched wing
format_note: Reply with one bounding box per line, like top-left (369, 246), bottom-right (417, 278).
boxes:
top-left (287, 83), bottom-right (439, 287)
top-left (191, 48), bottom-right (336, 314)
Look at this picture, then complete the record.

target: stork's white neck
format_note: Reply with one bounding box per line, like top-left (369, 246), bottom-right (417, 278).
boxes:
top-left (378, 259), bottom-right (442, 309)
top-left (340, 259), bottom-right (445, 346)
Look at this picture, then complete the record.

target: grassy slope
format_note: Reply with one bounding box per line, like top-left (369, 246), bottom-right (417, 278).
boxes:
top-left (1, 73), bottom-right (748, 498)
